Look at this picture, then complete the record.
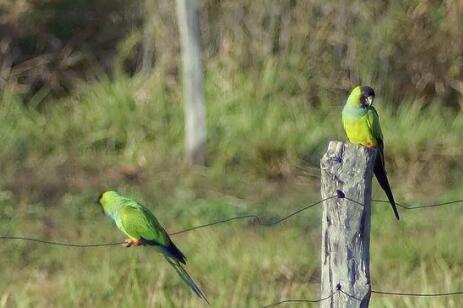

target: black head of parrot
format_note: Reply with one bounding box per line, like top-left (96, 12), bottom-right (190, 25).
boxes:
top-left (360, 86), bottom-right (375, 107)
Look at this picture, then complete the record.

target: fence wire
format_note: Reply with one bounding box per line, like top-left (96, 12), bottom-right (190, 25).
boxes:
top-left (1, 191), bottom-right (463, 306)
top-left (262, 283), bottom-right (463, 307)
top-left (1, 190), bottom-right (462, 247)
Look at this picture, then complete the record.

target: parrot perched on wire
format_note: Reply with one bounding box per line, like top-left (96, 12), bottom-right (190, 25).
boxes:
top-left (341, 86), bottom-right (400, 220)
top-left (98, 190), bottom-right (209, 302)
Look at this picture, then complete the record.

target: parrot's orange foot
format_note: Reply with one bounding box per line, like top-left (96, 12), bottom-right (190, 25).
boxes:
top-left (366, 143), bottom-right (376, 149)
top-left (132, 239), bottom-right (143, 246)
top-left (122, 239), bottom-right (143, 247)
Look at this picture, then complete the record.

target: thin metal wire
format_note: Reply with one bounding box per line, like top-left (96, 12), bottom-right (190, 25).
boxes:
top-left (261, 292), bottom-right (334, 307)
top-left (169, 214), bottom-right (260, 236)
top-left (373, 199), bottom-right (463, 210)
top-left (0, 195), bottom-right (337, 246)
top-left (0, 236), bottom-right (123, 247)
top-left (338, 288), bottom-right (362, 301)
top-left (344, 196), bottom-right (463, 210)
top-left (3, 192), bottom-right (463, 306)
top-left (2, 192), bottom-right (462, 247)
top-left (344, 196), bottom-right (368, 207)
top-left (170, 195), bottom-right (336, 235)
top-left (372, 289), bottom-right (463, 297)
top-left (263, 287), bottom-right (463, 307)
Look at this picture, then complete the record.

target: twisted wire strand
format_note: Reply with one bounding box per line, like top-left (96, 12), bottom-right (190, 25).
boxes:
top-left (371, 289), bottom-right (463, 297)
top-left (344, 195), bottom-right (463, 210)
top-left (261, 292), bottom-right (334, 307)
top-left (2, 192), bottom-right (462, 247)
top-left (0, 195), bottom-right (337, 246)
top-left (0, 236), bottom-right (122, 247)
top-left (171, 195), bottom-right (336, 235)
top-left (373, 199), bottom-right (463, 209)
top-left (262, 284), bottom-right (463, 307)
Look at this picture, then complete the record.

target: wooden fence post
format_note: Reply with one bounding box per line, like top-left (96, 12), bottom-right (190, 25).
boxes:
top-left (320, 141), bottom-right (376, 307)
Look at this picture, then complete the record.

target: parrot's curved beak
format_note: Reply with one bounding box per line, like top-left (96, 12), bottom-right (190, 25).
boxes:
top-left (367, 96), bottom-right (374, 106)
top-left (97, 192), bottom-right (104, 204)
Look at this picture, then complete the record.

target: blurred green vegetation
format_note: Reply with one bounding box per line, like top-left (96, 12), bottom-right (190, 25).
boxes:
top-left (1, 0), bottom-right (463, 105)
top-left (1, 66), bottom-right (463, 306)
top-left (1, 0), bottom-right (463, 307)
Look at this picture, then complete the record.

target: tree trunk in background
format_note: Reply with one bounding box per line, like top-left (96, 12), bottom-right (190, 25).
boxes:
top-left (140, 0), bottom-right (156, 75)
top-left (176, 0), bottom-right (206, 165)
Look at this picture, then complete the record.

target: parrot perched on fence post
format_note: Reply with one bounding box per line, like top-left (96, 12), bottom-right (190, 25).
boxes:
top-left (98, 190), bottom-right (209, 302)
top-left (341, 86), bottom-right (400, 220)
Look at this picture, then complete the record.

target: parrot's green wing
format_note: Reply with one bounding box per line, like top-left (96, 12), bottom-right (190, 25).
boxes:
top-left (366, 106), bottom-right (385, 164)
top-left (365, 107), bottom-right (400, 220)
top-left (119, 205), bottom-right (170, 246)
top-left (99, 191), bottom-right (207, 300)
top-left (366, 107), bottom-right (383, 144)
top-left (118, 203), bottom-right (187, 263)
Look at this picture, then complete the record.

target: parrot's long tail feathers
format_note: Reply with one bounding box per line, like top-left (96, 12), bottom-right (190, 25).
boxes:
top-left (143, 238), bottom-right (187, 264)
top-left (165, 256), bottom-right (209, 304)
top-left (162, 242), bottom-right (186, 264)
top-left (374, 160), bottom-right (400, 220)
top-left (167, 242), bottom-right (186, 264)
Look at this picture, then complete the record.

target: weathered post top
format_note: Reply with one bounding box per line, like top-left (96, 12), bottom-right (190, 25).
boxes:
top-left (320, 141), bottom-right (376, 308)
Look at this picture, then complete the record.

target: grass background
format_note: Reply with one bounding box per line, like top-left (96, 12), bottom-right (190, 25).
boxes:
top-left (1, 2), bottom-right (463, 306)
top-left (1, 61), bottom-right (463, 307)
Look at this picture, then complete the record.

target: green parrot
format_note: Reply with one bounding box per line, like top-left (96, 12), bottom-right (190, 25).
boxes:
top-left (98, 190), bottom-right (208, 302)
top-left (341, 86), bottom-right (400, 220)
